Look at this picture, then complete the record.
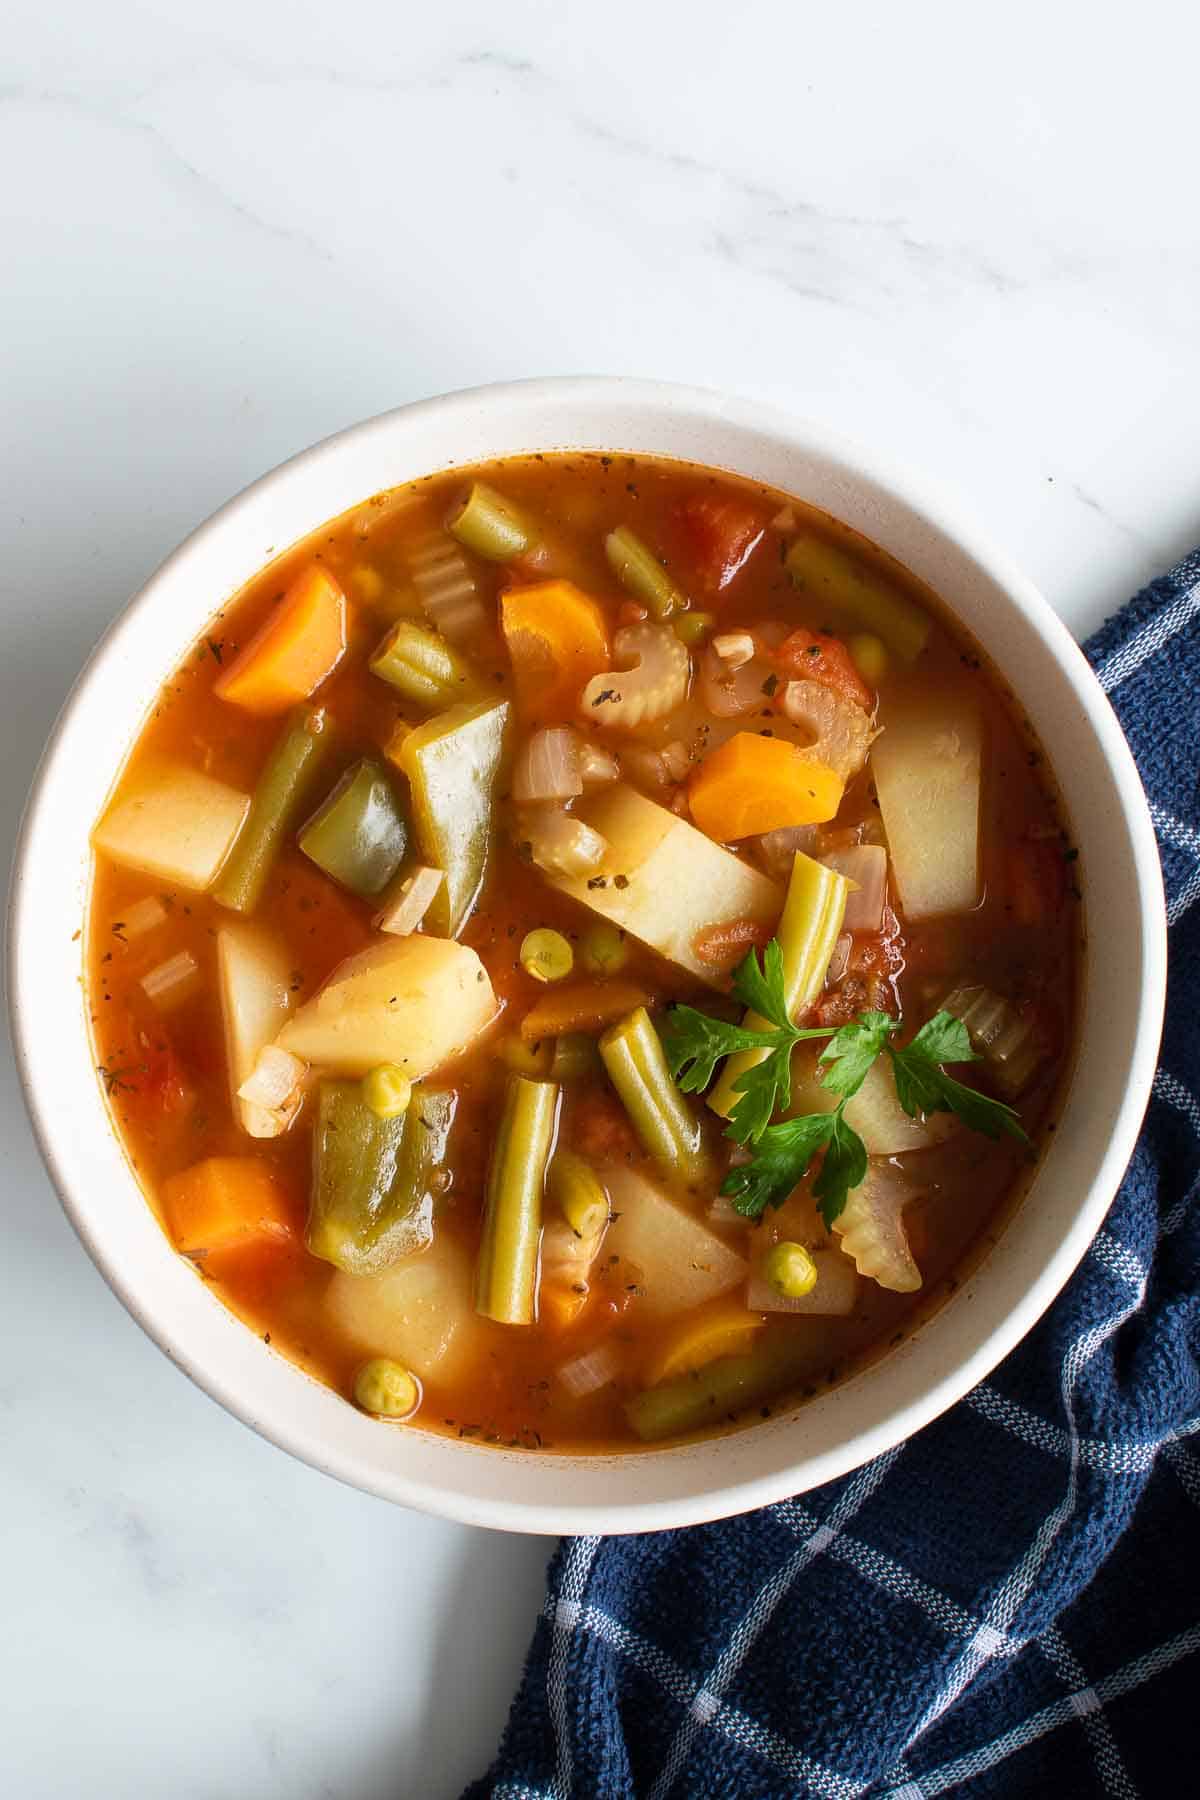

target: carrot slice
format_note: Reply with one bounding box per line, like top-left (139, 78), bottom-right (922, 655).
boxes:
top-left (161, 1156), bottom-right (297, 1254)
top-left (774, 628), bottom-right (873, 711)
top-left (520, 979), bottom-right (649, 1042)
top-left (644, 1307), bottom-right (766, 1385)
top-left (501, 581), bottom-right (610, 724)
top-left (689, 734), bottom-right (843, 841)
top-left (215, 566), bottom-right (347, 715)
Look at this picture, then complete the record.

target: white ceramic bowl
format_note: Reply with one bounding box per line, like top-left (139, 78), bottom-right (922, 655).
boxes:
top-left (8, 378), bottom-right (1166, 1534)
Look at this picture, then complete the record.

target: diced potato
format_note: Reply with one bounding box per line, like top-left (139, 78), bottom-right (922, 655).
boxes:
top-left (326, 1234), bottom-right (486, 1384)
top-left (276, 935), bottom-right (497, 1078)
top-left (546, 785), bottom-right (781, 987)
top-left (217, 926), bottom-right (297, 1137)
top-left (602, 1165), bottom-right (747, 1316)
top-left (790, 1045), bottom-right (958, 1154)
top-left (870, 695), bottom-right (982, 919)
top-left (92, 757), bottom-right (249, 891)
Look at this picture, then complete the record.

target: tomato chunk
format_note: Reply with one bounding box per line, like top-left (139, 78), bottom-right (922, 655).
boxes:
top-left (774, 628), bottom-right (873, 711)
top-left (675, 494), bottom-right (767, 599)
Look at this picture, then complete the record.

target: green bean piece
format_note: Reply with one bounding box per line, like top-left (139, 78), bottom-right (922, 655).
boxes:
top-left (369, 619), bottom-right (486, 711)
top-left (784, 532), bottom-right (930, 664)
top-left (604, 525), bottom-right (687, 621)
top-left (599, 1006), bottom-right (707, 1184)
top-left (298, 758), bottom-right (408, 898)
top-left (448, 482), bottom-right (534, 562)
top-left (475, 1076), bottom-right (560, 1325)
top-left (308, 1081), bottom-right (455, 1275)
top-left (550, 1033), bottom-right (603, 1082)
top-left (548, 1150), bottom-right (609, 1239)
top-left (399, 699), bottom-right (509, 935)
top-left (213, 708), bottom-right (333, 912)
top-left (709, 849), bottom-right (849, 1118)
top-left (626, 1333), bottom-right (827, 1442)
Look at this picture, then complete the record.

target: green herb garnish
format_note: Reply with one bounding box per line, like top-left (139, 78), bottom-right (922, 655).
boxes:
top-left (663, 941), bottom-right (1029, 1227)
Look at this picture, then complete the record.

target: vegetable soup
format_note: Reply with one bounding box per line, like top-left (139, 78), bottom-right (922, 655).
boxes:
top-left (87, 455), bottom-right (1080, 1450)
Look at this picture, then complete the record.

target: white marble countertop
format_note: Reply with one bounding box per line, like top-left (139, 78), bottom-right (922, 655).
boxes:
top-left (3, 3), bottom-right (1198, 1794)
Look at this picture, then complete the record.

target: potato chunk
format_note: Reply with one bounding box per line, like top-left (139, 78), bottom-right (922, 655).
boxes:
top-left (546, 785), bottom-right (781, 986)
top-left (92, 757), bottom-right (249, 891)
top-left (217, 926), bottom-right (297, 1138)
top-left (326, 1234), bottom-right (486, 1383)
top-left (602, 1166), bottom-right (747, 1316)
top-left (790, 1044), bottom-right (958, 1154)
top-left (276, 935), bottom-right (497, 1077)
top-left (870, 695), bottom-right (982, 919)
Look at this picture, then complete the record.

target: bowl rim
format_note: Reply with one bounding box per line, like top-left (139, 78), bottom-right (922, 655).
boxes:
top-left (7, 376), bottom-right (1167, 1534)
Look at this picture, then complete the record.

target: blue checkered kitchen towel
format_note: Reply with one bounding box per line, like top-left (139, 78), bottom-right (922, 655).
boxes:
top-left (467, 553), bottom-right (1200, 1798)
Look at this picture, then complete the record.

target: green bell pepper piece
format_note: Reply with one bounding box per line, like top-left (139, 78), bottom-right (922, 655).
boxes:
top-left (298, 758), bottom-right (408, 898)
top-left (399, 699), bottom-right (509, 935)
top-left (307, 1080), bottom-right (455, 1274)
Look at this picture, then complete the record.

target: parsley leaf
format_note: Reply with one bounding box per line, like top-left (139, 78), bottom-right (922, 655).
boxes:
top-left (720, 1112), bottom-right (835, 1218)
top-left (662, 1005), bottom-right (779, 1095)
top-left (812, 1109), bottom-right (869, 1226)
top-left (730, 938), bottom-right (793, 1029)
top-left (818, 1010), bottom-right (896, 1098)
top-left (727, 1041), bottom-right (795, 1143)
top-left (887, 1009), bottom-right (1029, 1144)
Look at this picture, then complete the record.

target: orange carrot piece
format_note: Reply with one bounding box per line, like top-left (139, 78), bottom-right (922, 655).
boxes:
top-left (500, 581), bottom-right (610, 724)
top-left (688, 734), bottom-right (843, 841)
top-left (519, 979), bottom-right (649, 1042)
top-left (215, 566), bottom-right (347, 715)
top-left (161, 1156), bottom-right (297, 1254)
top-left (774, 628), bottom-right (873, 711)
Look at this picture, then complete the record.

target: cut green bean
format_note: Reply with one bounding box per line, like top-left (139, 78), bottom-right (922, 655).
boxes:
top-left (399, 699), bottom-right (508, 935)
top-left (550, 1033), bottom-right (603, 1082)
top-left (605, 526), bottom-right (687, 621)
top-left (599, 1006), bottom-right (707, 1184)
top-left (308, 1080), bottom-right (455, 1274)
top-left (475, 1076), bottom-right (560, 1325)
top-left (448, 482), bottom-right (534, 562)
top-left (626, 1333), bottom-right (827, 1442)
top-left (213, 708), bottom-right (333, 912)
top-left (784, 532), bottom-right (930, 664)
top-left (709, 849), bottom-right (849, 1118)
top-left (298, 758), bottom-right (408, 898)
top-left (369, 619), bottom-right (485, 711)
top-left (548, 1150), bottom-right (610, 1239)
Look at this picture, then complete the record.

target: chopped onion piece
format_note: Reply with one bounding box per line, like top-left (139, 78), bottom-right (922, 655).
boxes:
top-left (698, 639), bottom-right (773, 718)
top-left (140, 950), bottom-right (200, 1010)
top-left (578, 742), bottom-right (619, 786)
top-left (238, 1045), bottom-right (308, 1110)
top-left (711, 631), bottom-right (756, 669)
top-left (821, 844), bottom-right (888, 932)
top-left (512, 728), bottom-right (584, 804)
top-left (557, 1343), bottom-right (623, 1398)
top-left (119, 896), bottom-right (169, 940)
top-left (754, 824), bottom-right (819, 881)
top-left (747, 1250), bottom-right (859, 1315)
top-left (375, 865), bottom-right (445, 936)
top-left (520, 805), bottom-right (608, 877)
top-left (825, 932), bottom-right (852, 986)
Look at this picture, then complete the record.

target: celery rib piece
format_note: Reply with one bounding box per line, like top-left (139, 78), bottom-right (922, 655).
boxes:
top-left (448, 482), bottom-right (534, 562)
top-left (709, 851), bottom-right (849, 1119)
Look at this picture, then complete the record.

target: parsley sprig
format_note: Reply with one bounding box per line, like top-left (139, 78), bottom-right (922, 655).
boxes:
top-left (662, 941), bottom-right (1029, 1228)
